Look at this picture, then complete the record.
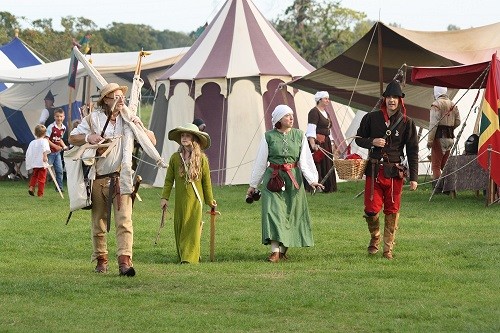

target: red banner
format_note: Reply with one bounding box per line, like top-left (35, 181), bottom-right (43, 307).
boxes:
top-left (478, 53), bottom-right (500, 185)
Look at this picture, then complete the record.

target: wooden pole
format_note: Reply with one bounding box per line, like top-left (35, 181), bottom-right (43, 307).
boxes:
top-left (377, 22), bottom-right (384, 96)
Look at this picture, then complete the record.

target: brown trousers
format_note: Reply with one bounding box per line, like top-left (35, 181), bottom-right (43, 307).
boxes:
top-left (91, 177), bottom-right (133, 262)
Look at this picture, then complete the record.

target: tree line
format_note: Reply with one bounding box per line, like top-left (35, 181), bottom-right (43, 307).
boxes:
top-left (0, 0), bottom-right (460, 68)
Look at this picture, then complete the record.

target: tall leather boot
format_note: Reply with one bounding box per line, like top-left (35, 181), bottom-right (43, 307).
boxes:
top-left (95, 254), bottom-right (108, 273)
top-left (118, 255), bottom-right (136, 277)
top-left (364, 214), bottom-right (380, 254)
top-left (383, 213), bottom-right (397, 260)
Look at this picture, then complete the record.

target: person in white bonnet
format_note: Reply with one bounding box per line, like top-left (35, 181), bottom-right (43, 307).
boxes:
top-left (247, 104), bottom-right (324, 263)
top-left (305, 91), bottom-right (337, 192)
top-left (427, 86), bottom-right (461, 187)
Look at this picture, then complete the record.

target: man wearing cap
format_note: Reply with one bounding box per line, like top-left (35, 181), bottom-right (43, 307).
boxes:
top-left (427, 86), bottom-right (460, 187)
top-left (192, 118), bottom-right (206, 131)
top-left (306, 91), bottom-right (337, 192)
top-left (355, 81), bottom-right (419, 260)
top-left (69, 83), bottom-right (156, 276)
top-left (39, 90), bottom-right (57, 127)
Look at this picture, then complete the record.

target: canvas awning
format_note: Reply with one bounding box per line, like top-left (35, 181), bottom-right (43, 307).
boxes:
top-left (289, 21), bottom-right (500, 128)
top-left (411, 61), bottom-right (490, 89)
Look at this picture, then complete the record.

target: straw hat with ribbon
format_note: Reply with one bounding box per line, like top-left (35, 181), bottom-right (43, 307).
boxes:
top-left (168, 123), bottom-right (211, 150)
top-left (97, 83), bottom-right (128, 105)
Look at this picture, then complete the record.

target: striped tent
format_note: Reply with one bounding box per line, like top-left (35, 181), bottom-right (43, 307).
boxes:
top-left (0, 37), bottom-right (43, 91)
top-left (137, 0), bottom-right (351, 186)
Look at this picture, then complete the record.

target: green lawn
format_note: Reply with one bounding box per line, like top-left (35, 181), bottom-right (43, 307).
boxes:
top-left (0, 179), bottom-right (498, 332)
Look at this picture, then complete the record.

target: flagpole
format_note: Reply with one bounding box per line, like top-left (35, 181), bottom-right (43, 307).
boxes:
top-left (486, 144), bottom-right (494, 206)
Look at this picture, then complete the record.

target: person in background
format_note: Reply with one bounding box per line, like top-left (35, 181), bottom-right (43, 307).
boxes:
top-left (355, 81), bottom-right (419, 260)
top-left (193, 118), bottom-right (206, 131)
top-left (427, 86), bottom-right (460, 187)
top-left (39, 90), bottom-right (56, 127)
top-left (160, 123), bottom-right (216, 264)
top-left (46, 108), bottom-right (67, 192)
top-left (247, 105), bottom-right (324, 263)
top-left (25, 124), bottom-right (50, 197)
top-left (305, 91), bottom-right (337, 192)
top-left (69, 83), bottom-right (156, 276)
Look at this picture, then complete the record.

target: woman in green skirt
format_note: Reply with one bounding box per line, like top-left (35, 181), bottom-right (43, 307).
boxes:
top-left (247, 105), bottom-right (324, 263)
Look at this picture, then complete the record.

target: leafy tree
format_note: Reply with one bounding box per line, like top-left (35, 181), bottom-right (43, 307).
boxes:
top-left (0, 11), bottom-right (20, 44)
top-left (273, 0), bottom-right (367, 68)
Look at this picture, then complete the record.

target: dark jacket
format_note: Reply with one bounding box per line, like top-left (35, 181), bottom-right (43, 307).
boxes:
top-left (355, 110), bottom-right (419, 182)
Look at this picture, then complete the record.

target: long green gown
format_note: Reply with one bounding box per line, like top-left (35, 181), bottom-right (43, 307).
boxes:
top-left (161, 152), bottom-right (214, 263)
top-left (261, 128), bottom-right (314, 247)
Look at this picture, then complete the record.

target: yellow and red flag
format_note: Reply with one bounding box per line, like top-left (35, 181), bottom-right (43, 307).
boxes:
top-left (478, 53), bottom-right (500, 185)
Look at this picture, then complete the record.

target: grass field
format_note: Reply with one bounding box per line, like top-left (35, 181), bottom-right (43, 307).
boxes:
top-left (0, 178), bottom-right (499, 332)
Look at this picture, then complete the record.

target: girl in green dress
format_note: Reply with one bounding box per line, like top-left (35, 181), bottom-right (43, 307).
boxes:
top-left (160, 123), bottom-right (216, 263)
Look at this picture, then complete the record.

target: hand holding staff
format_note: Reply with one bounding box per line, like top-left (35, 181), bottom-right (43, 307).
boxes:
top-left (154, 206), bottom-right (167, 245)
top-left (206, 203), bottom-right (221, 262)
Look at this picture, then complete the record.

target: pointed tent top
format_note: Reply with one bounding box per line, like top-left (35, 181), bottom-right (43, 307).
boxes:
top-left (160, 0), bottom-right (314, 81)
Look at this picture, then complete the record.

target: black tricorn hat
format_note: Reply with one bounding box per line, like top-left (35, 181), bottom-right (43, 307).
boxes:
top-left (44, 90), bottom-right (55, 101)
top-left (382, 80), bottom-right (405, 98)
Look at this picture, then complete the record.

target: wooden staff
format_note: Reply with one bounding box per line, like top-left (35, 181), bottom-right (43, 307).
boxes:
top-left (154, 207), bottom-right (167, 245)
top-left (206, 206), bottom-right (221, 262)
top-left (47, 165), bottom-right (64, 199)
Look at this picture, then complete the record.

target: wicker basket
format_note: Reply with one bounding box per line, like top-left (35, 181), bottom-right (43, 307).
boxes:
top-left (333, 159), bottom-right (368, 180)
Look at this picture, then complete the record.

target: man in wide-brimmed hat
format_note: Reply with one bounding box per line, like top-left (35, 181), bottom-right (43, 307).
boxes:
top-left (355, 80), bottom-right (419, 260)
top-left (69, 82), bottom-right (156, 276)
top-left (160, 123), bottom-right (216, 264)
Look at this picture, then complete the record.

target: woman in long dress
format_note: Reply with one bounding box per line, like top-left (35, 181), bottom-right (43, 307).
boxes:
top-left (305, 91), bottom-right (337, 192)
top-left (247, 105), bottom-right (324, 263)
top-left (160, 123), bottom-right (216, 263)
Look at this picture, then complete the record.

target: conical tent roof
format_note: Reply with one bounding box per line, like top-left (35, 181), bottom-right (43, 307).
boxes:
top-left (138, 0), bottom-right (352, 187)
top-left (159, 0), bottom-right (314, 80)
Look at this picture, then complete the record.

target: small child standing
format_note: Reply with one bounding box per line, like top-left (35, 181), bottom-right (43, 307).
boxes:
top-left (46, 108), bottom-right (67, 192)
top-left (160, 123), bottom-right (216, 264)
top-left (26, 124), bottom-right (51, 197)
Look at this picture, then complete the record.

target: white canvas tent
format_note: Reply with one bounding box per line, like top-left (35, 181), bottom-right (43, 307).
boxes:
top-left (0, 47), bottom-right (188, 145)
top-left (137, 0), bottom-right (353, 187)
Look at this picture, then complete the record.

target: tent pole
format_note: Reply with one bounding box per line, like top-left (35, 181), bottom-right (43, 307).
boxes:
top-left (377, 22), bottom-right (384, 96)
top-left (67, 88), bottom-right (73, 133)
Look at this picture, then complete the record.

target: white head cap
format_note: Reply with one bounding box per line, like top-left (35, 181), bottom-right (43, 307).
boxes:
top-left (314, 91), bottom-right (329, 102)
top-left (271, 105), bottom-right (293, 127)
top-left (434, 86), bottom-right (447, 100)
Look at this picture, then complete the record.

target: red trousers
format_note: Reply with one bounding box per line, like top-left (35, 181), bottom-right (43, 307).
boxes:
top-left (431, 140), bottom-right (450, 180)
top-left (364, 168), bottom-right (403, 215)
top-left (29, 167), bottom-right (47, 197)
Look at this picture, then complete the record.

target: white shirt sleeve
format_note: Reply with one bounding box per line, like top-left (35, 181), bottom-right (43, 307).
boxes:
top-left (249, 137), bottom-right (269, 188)
top-left (299, 134), bottom-right (319, 184)
top-left (39, 109), bottom-right (49, 124)
top-left (46, 123), bottom-right (53, 137)
top-left (306, 123), bottom-right (317, 138)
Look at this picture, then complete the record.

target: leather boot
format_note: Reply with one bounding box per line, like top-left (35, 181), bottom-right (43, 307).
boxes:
top-left (118, 255), bottom-right (136, 277)
top-left (95, 254), bottom-right (108, 273)
top-left (383, 213), bottom-right (397, 260)
top-left (364, 214), bottom-right (380, 254)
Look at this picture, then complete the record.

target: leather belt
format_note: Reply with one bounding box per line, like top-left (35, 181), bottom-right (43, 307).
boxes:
top-left (269, 162), bottom-right (299, 189)
top-left (96, 172), bottom-right (120, 179)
